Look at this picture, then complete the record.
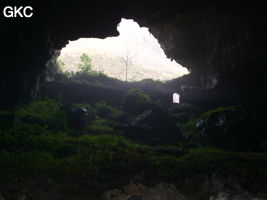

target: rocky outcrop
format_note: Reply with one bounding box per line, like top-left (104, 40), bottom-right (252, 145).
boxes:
top-left (194, 105), bottom-right (266, 151)
top-left (103, 175), bottom-right (267, 200)
top-left (0, 2), bottom-right (266, 108)
top-left (210, 190), bottom-right (262, 200)
top-left (103, 182), bottom-right (186, 200)
top-left (203, 169), bottom-right (267, 200)
top-left (125, 107), bottom-right (183, 144)
top-left (144, 4), bottom-right (267, 106)
top-left (63, 104), bottom-right (95, 130)
top-left (0, 169), bottom-right (266, 200)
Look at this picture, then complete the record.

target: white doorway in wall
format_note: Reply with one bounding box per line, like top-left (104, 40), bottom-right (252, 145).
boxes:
top-left (173, 93), bottom-right (180, 103)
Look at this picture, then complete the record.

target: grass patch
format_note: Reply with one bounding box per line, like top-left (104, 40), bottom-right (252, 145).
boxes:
top-left (0, 100), bottom-right (266, 199)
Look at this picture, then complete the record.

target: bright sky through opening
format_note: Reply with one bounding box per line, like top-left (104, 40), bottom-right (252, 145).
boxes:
top-left (173, 93), bottom-right (180, 103)
top-left (59, 18), bottom-right (189, 81)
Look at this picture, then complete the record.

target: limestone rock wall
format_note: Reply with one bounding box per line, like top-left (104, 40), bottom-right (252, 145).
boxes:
top-left (0, 1), bottom-right (266, 107)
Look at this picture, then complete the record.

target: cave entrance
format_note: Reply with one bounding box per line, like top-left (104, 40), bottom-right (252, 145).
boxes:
top-left (57, 18), bottom-right (188, 82)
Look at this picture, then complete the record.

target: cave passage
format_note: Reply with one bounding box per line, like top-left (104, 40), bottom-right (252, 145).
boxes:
top-left (57, 18), bottom-right (189, 81)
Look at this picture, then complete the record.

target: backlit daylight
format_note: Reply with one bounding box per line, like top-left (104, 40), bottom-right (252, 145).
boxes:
top-left (58, 18), bottom-right (189, 81)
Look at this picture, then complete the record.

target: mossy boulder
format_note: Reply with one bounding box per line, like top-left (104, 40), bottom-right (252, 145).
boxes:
top-left (63, 104), bottom-right (95, 131)
top-left (195, 106), bottom-right (266, 151)
top-left (125, 107), bottom-right (183, 144)
top-left (121, 89), bottom-right (157, 116)
top-left (168, 103), bottom-right (203, 124)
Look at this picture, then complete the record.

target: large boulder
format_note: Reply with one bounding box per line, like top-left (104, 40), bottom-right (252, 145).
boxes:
top-left (63, 104), bottom-right (95, 130)
top-left (125, 107), bottom-right (183, 144)
top-left (195, 105), bottom-right (266, 151)
top-left (168, 103), bottom-right (203, 124)
top-left (208, 170), bottom-right (265, 200)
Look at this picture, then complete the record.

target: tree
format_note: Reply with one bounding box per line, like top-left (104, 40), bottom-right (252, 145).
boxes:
top-left (120, 47), bottom-right (136, 81)
top-left (77, 53), bottom-right (92, 73)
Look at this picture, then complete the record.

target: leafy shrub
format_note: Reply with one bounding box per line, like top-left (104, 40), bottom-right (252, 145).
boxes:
top-left (76, 53), bottom-right (93, 73)
top-left (121, 89), bottom-right (153, 115)
top-left (200, 106), bottom-right (237, 120)
top-left (86, 119), bottom-right (115, 134)
top-left (94, 100), bottom-right (122, 120)
top-left (15, 98), bottom-right (67, 131)
top-left (135, 78), bottom-right (164, 91)
top-left (180, 118), bottom-right (199, 136)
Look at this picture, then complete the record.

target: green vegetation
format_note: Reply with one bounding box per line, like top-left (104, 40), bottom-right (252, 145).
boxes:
top-left (15, 98), bottom-right (67, 131)
top-left (1, 98), bottom-right (266, 199)
top-left (121, 88), bottom-right (156, 115)
top-left (86, 119), bottom-right (116, 135)
top-left (76, 53), bottom-right (106, 77)
top-left (200, 105), bottom-right (238, 120)
top-left (94, 100), bottom-right (123, 120)
top-left (57, 53), bottom-right (106, 80)
top-left (77, 53), bottom-right (92, 73)
top-left (58, 41), bottom-right (186, 81)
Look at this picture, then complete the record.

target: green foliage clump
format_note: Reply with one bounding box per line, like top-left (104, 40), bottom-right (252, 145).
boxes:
top-left (77, 53), bottom-right (93, 73)
top-left (76, 53), bottom-right (106, 77)
top-left (15, 98), bottom-right (67, 131)
top-left (200, 105), bottom-right (237, 120)
top-left (147, 146), bottom-right (267, 197)
top-left (0, 126), bottom-right (148, 184)
top-left (135, 78), bottom-right (164, 91)
top-left (121, 89), bottom-right (153, 115)
top-left (80, 101), bottom-right (128, 134)
top-left (86, 119), bottom-right (115, 135)
top-left (180, 118), bottom-right (199, 136)
top-left (94, 100), bottom-right (123, 120)
top-left (56, 53), bottom-right (106, 81)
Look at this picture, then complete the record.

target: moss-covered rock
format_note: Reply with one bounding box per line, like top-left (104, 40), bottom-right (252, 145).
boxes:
top-left (121, 89), bottom-right (157, 116)
top-left (180, 105), bottom-right (266, 151)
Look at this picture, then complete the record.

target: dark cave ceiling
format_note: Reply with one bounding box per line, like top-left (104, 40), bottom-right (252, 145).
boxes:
top-left (0, 1), bottom-right (266, 107)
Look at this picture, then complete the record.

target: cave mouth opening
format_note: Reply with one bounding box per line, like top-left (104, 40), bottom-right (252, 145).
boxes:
top-left (56, 18), bottom-right (189, 82)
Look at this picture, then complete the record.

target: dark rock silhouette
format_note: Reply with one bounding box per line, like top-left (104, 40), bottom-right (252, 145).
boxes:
top-left (125, 107), bottom-right (182, 144)
top-left (63, 104), bottom-right (95, 130)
